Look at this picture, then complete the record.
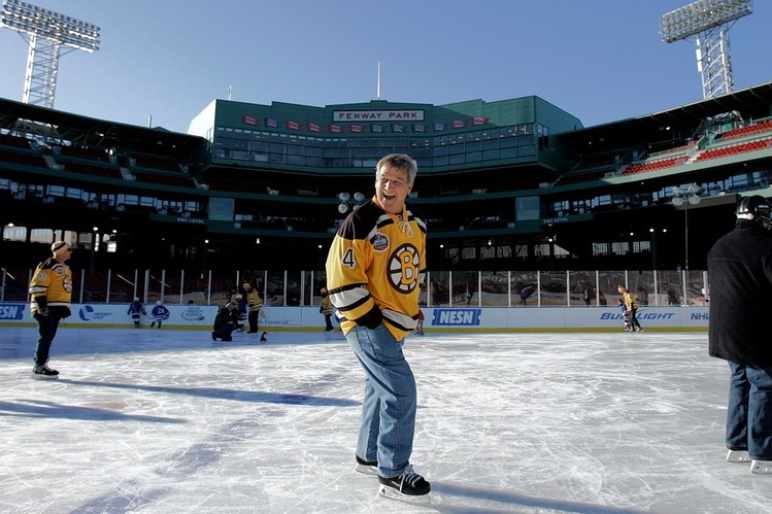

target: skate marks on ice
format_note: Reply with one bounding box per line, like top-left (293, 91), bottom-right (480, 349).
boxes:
top-left (0, 399), bottom-right (185, 424)
top-left (57, 377), bottom-right (359, 407)
top-left (0, 342), bottom-right (360, 514)
top-left (424, 480), bottom-right (647, 514)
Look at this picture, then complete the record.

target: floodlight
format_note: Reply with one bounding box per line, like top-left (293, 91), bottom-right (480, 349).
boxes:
top-left (1, 0), bottom-right (102, 108)
top-left (660, 0), bottom-right (752, 99)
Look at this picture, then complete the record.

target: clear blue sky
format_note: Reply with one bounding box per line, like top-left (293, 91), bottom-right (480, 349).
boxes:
top-left (1, 0), bottom-right (770, 133)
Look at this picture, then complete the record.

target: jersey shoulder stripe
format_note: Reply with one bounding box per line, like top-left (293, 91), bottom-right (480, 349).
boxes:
top-left (337, 201), bottom-right (382, 240)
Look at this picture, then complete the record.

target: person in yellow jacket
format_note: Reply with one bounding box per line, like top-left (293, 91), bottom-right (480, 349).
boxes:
top-left (618, 285), bottom-right (642, 332)
top-left (319, 287), bottom-right (334, 331)
top-left (28, 241), bottom-right (73, 377)
top-left (325, 153), bottom-right (430, 497)
top-left (242, 281), bottom-right (264, 337)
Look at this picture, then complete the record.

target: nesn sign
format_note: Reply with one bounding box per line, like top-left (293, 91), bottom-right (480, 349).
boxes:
top-left (0, 304), bottom-right (25, 320)
top-left (432, 309), bottom-right (481, 326)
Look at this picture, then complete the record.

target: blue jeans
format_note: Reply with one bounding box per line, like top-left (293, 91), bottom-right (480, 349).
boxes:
top-left (727, 361), bottom-right (772, 460)
top-left (346, 324), bottom-right (417, 478)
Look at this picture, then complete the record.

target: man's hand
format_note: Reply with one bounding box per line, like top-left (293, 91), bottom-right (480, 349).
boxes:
top-left (357, 306), bottom-right (383, 330)
top-left (38, 307), bottom-right (49, 317)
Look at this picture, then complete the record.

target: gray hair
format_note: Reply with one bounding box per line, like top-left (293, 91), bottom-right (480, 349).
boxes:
top-left (376, 153), bottom-right (417, 186)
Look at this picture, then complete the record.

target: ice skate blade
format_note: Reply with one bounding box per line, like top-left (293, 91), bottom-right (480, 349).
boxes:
top-left (727, 450), bottom-right (750, 463)
top-left (355, 464), bottom-right (378, 476)
top-left (751, 459), bottom-right (772, 474)
top-left (378, 484), bottom-right (432, 504)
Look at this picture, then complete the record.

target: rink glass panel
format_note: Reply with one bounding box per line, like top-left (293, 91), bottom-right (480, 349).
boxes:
top-left (266, 271), bottom-right (284, 305)
top-left (686, 270), bottom-right (707, 305)
top-left (540, 271), bottom-right (567, 306)
top-left (452, 271), bottom-right (478, 306)
top-left (628, 270), bottom-right (654, 306)
top-left (510, 271), bottom-right (538, 307)
top-left (481, 271), bottom-right (508, 306)
top-left (568, 270), bottom-right (595, 306)
top-left (311, 271), bottom-right (325, 306)
top-left (286, 271), bottom-right (301, 306)
top-left (0, 267), bottom-right (711, 309)
top-left (185, 272), bottom-right (209, 305)
top-left (82, 270), bottom-right (108, 303)
top-left (430, 271), bottom-right (450, 306)
top-left (210, 270), bottom-right (235, 306)
top-left (1, 267), bottom-right (31, 302)
top-left (597, 271), bottom-right (625, 308)
top-left (108, 270), bottom-right (139, 304)
top-left (657, 270), bottom-right (684, 305)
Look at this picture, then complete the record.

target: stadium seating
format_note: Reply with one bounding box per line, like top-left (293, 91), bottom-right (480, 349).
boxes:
top-left (57, 160), bottom-right (123, 179)
top-left (623, 156), bottom-right (688, 175)
top-left (131, 171), bottom-right (195, 188)
top-left (0, 149), bottom-right (47, 168)
top-left (695, 138), bottom-right (772, 162)
top-left (718, 120), bottom-right (772, 141)
top-left (0, 132), bottom-right (33, 149)
top-left (130, 153), bottom-right (182, 173)
top-left (57, 145), bottom-right (112, 163)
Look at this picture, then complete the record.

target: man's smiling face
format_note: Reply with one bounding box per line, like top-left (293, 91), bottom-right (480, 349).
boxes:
top-left (375, 165), bottom-right (412, 214)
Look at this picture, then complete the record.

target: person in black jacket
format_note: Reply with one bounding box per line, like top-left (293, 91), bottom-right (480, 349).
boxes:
top-left (211, 303), bottom-right (236, 342)
top-left (708, 196), bottom-right (772, 474)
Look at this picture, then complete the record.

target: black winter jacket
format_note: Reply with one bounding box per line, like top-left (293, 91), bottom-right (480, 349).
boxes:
top-left (708, 221), bottom-right (772, 366)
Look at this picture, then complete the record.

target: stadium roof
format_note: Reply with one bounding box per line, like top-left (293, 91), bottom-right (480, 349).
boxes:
top-left (558, 80), bottom-right (772, 144)
top-left (0, 96), bottom-right (204, 154)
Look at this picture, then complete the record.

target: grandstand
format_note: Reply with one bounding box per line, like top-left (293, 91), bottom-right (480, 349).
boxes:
top-left (2, 81), bottom-right (772, 281)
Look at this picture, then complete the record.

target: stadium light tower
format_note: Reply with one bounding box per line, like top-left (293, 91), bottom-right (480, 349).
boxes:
top-left (0, 0), bottom-right (101, 108)
top-left (660, 0), bottom-right (752, 99)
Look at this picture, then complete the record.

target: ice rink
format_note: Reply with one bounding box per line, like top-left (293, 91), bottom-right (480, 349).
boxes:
top-left (0, 327), bottom-right (770, 514)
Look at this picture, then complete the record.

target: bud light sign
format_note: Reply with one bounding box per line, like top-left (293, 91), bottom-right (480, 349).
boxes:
top-left (0, 304), bottom-right (25, 320)
top-left (432, 309), bottom-right (481, 326)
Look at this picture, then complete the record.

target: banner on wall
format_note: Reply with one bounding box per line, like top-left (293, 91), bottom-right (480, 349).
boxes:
top-left (0, 304), bottom-right (709, 330)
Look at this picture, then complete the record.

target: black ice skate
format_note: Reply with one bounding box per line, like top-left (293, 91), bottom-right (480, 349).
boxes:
top-left (355, 455), bottom-right (378, 476)
top-left (260, 332), bottom-right (268, 342)
top-left (378, 465), bottom-right (430, 497)
top-left (32, 364), bottom-right (59, 378)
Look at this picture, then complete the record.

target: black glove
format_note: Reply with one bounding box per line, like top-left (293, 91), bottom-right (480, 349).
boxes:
top-left (357, 306), bottom-right (383, 329)
top-left (34, 296), bottom-right (49, 317)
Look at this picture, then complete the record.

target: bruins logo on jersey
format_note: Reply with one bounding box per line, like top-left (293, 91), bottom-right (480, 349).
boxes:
top-left (388, 243), bottom-right (419, 293)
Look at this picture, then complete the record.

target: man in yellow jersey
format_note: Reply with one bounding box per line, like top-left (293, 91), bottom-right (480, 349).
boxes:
top-left (617, 285), bottom-right (642, 332)
top-left (243, 281), bottom-right (263, 334)
top-left (28, 241), bottom-right (73, 377)
top-left (326, 153), bottom-right (430, 497)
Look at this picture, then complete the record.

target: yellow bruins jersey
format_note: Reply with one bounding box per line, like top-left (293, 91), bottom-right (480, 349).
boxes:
top-left (622, 292), bottom-right (638, 310)
top-left (29, 258), bottom-right (73, 313)
top-left (326, 199), bottom-right (426, 341)
top-left (320, 296), bottom-right (334, 315)
top-left (246, 290), bottom-right (263, 311)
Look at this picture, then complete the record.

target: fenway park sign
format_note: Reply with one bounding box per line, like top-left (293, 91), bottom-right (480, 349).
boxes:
top-left (332, 110), bottom-right (424, 122)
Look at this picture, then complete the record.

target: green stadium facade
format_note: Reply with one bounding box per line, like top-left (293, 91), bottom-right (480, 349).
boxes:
top-left (2, 83), bottom-right (772, 277)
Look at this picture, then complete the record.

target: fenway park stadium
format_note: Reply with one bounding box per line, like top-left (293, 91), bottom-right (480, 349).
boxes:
top-left (2, 81), bottom-right (772, 309)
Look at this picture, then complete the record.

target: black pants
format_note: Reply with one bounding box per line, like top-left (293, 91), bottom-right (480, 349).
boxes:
top-left (630, 308), bottom-right (642, 331)
top-left (34, 313), bottom-right (61, 366)
top-left (212, 324), bottom-right (235, 341)
top-left (248, 310), bottom-right (260, 333)
top-left (324, 314), bottom-right (333, 331)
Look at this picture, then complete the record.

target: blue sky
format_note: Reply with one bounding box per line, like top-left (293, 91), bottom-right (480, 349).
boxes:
top-left (0, 0), bottom-right (769, 132)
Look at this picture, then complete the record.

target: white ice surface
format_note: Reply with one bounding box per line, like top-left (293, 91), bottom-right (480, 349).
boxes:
top-left (0, 328), bottom-right (770, 514)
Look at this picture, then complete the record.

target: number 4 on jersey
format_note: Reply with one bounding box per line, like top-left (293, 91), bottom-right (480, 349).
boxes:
top-left (343, 248), bottom-right (356, 268)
